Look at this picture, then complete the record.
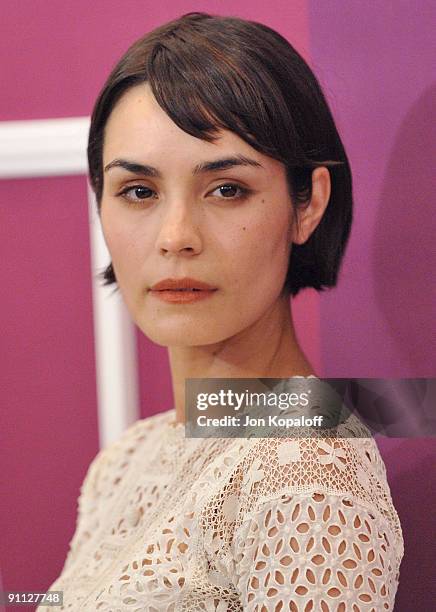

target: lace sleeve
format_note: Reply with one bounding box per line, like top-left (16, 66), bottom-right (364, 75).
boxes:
top-left (232, 490), bottom-right (400, 612)
top-left (59, 418), bottom-right (158, 575)
top-left (59, 447), bottom-right (109, 574)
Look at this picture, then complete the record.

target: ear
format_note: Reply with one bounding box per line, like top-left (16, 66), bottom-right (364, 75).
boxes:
top-left (291, 166), bottom-right (331, 245)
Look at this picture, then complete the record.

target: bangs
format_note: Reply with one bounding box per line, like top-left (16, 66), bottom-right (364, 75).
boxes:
top-left (145, 36), bottom-right (293, 165)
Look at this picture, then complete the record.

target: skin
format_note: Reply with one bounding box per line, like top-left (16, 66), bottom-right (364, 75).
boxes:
top-left (100, 83), bottom-right (331, 424)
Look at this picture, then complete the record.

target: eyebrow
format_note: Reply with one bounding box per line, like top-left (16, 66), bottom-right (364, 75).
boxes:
top-left (103, 154), bottom-right (263, 177)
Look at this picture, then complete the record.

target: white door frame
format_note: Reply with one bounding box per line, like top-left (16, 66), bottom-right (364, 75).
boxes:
top-left (0, 117), bottom-right (139, 448)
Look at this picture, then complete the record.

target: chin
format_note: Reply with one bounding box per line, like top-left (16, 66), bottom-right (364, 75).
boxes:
top-left (138, 318), bottom-right (236, 348)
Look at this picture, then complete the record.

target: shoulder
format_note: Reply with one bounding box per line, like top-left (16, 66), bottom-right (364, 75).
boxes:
top-left (97, 407), bottom-right (172, 459)
top-left (232, 425), bottom-right (404, 563)
top-left (201, 429), bottom-right (404, 607)
top-left (228, 415), bottom-right (401, 538)
top-left (80, 408), bottom-right (172, 501)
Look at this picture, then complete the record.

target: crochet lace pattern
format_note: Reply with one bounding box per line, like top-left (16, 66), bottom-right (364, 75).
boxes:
top-left (38, 405), bottom-right (404, 611)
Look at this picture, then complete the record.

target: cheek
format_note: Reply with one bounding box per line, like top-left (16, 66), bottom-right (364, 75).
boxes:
top-left (100, 208), bottom-right (145, 282)
top-left (228, 207), bottom-right (292, 291)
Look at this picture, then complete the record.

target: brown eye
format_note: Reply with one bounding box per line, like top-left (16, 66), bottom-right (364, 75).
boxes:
top-left (119, 185), bottom-right (155, 204)
top-left (211, 183), bottom-right (249, 200)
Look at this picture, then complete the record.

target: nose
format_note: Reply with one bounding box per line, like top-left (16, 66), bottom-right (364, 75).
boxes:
top-left (156, 199), bottom-right (202, 257)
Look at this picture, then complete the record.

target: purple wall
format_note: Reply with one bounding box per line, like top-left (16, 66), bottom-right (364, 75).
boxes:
top-left (1, 2), bottom-right (434, 611)
top-left (309, 2), bottom-right (436, 609)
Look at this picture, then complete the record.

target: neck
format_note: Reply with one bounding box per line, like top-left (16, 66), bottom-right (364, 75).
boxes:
top-left (168, 297), bottom-right (316, 424)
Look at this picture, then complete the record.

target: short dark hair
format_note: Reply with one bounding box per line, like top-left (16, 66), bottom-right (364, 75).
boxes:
top-left (87, 11), bottom-right (352, 297)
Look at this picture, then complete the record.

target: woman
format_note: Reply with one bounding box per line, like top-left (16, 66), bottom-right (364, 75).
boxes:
top-left (39, 12), bottom-right (403, 611)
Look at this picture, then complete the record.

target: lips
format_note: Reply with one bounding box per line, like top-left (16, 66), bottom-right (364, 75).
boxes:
top-left (150, 277), bottom-right (217, 291)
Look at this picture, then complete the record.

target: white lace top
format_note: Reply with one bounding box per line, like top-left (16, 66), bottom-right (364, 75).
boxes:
top-left (38, 406), bottom-right (404, 611)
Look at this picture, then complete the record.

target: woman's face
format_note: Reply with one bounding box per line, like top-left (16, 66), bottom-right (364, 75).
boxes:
top-left (100, 83), bottom-right (295, 347)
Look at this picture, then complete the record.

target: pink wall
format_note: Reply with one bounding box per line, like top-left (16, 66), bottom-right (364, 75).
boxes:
top-left (0, 1), bottom-right (313, 607)
top-left (0, 1), bottom-right (434, 610)
top-left (0, 176), bottom-right (99, 607)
